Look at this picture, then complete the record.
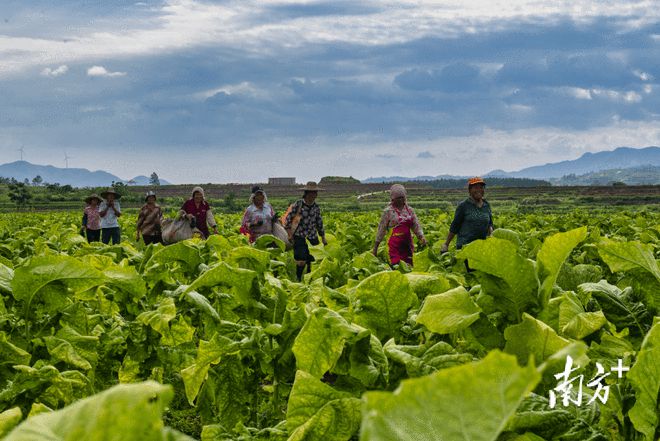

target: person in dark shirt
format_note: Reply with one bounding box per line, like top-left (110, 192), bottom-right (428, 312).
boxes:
top-left (441, 177), bottom-right (493, 253)
top-left (284, 181), bottom-right (327, 281)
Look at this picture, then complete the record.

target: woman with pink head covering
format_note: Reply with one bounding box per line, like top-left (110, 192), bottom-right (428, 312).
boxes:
top-left (372, 184), bottom-right (427, 266)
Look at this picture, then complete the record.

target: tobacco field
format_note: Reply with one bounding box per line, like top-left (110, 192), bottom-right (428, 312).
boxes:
top-left (0, 208), bottom-right (659, 440)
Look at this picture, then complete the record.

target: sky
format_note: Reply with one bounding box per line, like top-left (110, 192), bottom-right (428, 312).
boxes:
top-left (1, 0), bottom-right (660, 184)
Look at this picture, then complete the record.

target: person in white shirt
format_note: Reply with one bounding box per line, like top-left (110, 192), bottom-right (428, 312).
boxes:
top-left (99, 188), bottom-right (122, 244)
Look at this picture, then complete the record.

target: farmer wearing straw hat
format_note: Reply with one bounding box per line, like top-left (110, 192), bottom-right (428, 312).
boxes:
top-left (179, 186), bottom-right (219, 238)
top-left (284, 181), bottom-right (327, 281)
top-left (372, 184), bottom-right (427, 266)
top-left (240, 185), bottom-right (278, 243)
top-left (136, 190), bottom-right (163, 245)
top-left (81, 193), bottom-right (102, 243)
top-left (99, 188), bottom-right (122, 244)
top-left (440, 177), bottom-right (493, 253)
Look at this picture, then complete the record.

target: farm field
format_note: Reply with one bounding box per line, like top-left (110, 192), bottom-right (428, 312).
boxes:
top-left (0, 205), bottom-right (659, 440)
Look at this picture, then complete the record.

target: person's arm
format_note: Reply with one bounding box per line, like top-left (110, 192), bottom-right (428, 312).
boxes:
top-left (180, 201), bottom-right (193, 220)
top-left (113, 201), bottom-right (121, 217)
top-left (206, 208), bottom-right (219, 234)
top-left (373, 208), bottom-right (390, 255)
top-left (488, 205), bottom-right (494, 236)
top-left (284, 201), bottom-right (298, 228)
top-left (411, 208), bottom-right (427, 246)
top-left (315, 206), bottom-right (327, 245)
top-left (136, 208), bottom-right (145, 240)
top-left (441, 203), bottom-right (464, 253)
top-left (99, 202), bottom-right (108, 217)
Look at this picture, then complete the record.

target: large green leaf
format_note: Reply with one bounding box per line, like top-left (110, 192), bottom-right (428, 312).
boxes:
top-left (457, 238), bottom-right (539, 320)
top-left (0, 263), bottom-right (13, 295)
top-left (42, 326), bottom-right (99, 371)
top-left (0, 407), bottom-right (22, 438)
top-left (286, 370), bottom-right (361, 441)
top-left (228, 246), bottom-right (272, 273)
top-left (5, 381), bottom-right (193, 441)
top-left (383, 339), bottom-right (473, 377)
top-left (137, 297), bottom-right (177, 337)
top-left (11, 255), bottom-right (103, 305)
top-left (597, 239), bottom-right (660, 283)
top-left (181, 333), bottom-right (239, 405)
top-left (504, 313), bottom-right (571, 366)
top-left (360, 351), bottom-right (540, 441)
top-left (293, 307), bottom-right (357, 378)
top-left (350, 271), bottom-right (417, 340)
top-left (558, 291), bottom-right (607, 339)
top-left (0, 332), bottom-right (31, 366)
top-left (628, 318), bottom-right (660, 441)
top-left (416, 286), bottom-right (481, 334)
top-left (579, 280), bottom-right (651, 336)
top-left (536, 227), bottom-right (587, 306)
top-left (404, 272), bottom-right (451, 300)
top-left (81, 255), bottom-right (146, 300)
top-left (184, 262), bottom-right (259, 307)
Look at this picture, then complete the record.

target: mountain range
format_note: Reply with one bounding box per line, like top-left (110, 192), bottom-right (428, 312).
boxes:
top-left (362, 146), bottom-right (660, 183)
top-left (0, 161), bottom-right (170, 187)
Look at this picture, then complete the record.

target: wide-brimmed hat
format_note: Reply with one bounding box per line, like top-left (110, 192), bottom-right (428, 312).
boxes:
top-left (101, 188), bottom-right (121, 199)
top-left (145, 190), bottom-right (157, 202)
top-left (467, 177), bottom-right (486, 187)
top-left (85, 193), bottom-right (102, 204)
top-left (302, 181), bottom-right (324, 191)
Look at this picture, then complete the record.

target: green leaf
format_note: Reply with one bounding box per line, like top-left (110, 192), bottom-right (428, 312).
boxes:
top-left (492, 228), bottom-right (522, 246)
top-left (81, 255), bottom-right (146, 300)
top-left (457, 238), bottom-right (539, 320)
top-left (4, 381), bottom-right (194, 441)
top-left (181, 334), bottom-right (239, 405)
top-left (0, 407), bottom-right (22, 438)
top-left (404, 272), bottom-right (451, 300)
top-left (360, 351), bottom-right (540, 441)
top-left (253, 233), bottom-right (286, 251)
top-left (383, 339), bottom-right (473, 377)
top-left (11, 255), bottom-right (103, 305)
top-left (350, 271), bottom-right (417, 340)
top-left (597, 238), bottom-right (660, 283)
top-left (293, 308), bottom-right (357, 378)
top-left (228, 246), bottom-right (272, 273)
top-left (42, 326), bottom-right (99, 371)
top-left (137, 297), bottom-right (177, 336)
top-left (184, 262), bottom-right (259, 307)
top-left (504, 313), bottom-right (571, 366)
top-left (287, 370), bottom-right (362, 441)
top-left (416, 286), bottom-right (481, 334)
top-left (0, 263), bottom-right (13, 295)
top-left (0, 332), bottom-right (31, 366)
top-left (558, 291), bottom-right (608, 339)
top-left (536, 227), bottom-right (587, 306)
top-left (184, 290), bottom-right (221, 322)
top-left (579, 280), bottom-right (652, 336)
top-left (628, 318), bottom-right (660, 441)
top-left (144, 241), bottom-right (202, 275)
top-left (556, 264), bottom-right (602, 292)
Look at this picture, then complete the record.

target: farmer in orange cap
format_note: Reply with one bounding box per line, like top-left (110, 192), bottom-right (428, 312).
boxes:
top-left (372, 184), bottom-right (427, 266)
top-left (440, 177), bottom-right (493, 253)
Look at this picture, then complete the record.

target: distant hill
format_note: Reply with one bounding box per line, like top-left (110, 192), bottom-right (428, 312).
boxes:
top-left (485, 146), bottom-right (660, 179)
top-left (0, 161), bottom-right (170, 188)
top-left (127, 175), bottom-right (171, 186)
top-left (362, 174), bottom-right (466, 183)
top-left (552, 165), bottom-right (660, 186)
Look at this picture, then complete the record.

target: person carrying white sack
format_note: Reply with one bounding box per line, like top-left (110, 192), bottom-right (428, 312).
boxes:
top-left (179, 186), bottom-right (218, 238)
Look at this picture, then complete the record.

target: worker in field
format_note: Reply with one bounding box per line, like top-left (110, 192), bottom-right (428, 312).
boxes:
top-left (136, 190), bottom-right (163, 245)
top-left (240, 186), bottom-right (278, 243)
top-left (283, 181), bottom-right (327, 281)
top-left (440, 176), bottom-right (493, 253)
top-left (180, 186), bottom-right (219, 238)
top-left (99, 188), bottom-right (122, 244)
top-left (372, 184), bottom-right (427, 266)
top-left (81, 193), bottom-right (102, 243)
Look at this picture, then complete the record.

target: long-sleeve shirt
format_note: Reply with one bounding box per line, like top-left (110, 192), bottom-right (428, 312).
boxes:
top-left (137, 204), bottom-right (163, 236)
top-left (241, 202), bottom-right (275, 242)
top-left (99, 201), bottom-right (121, 228)
top-left (181, 199), bottom-right (216, 238)
top-left (284, 199), bottom-right (325, 240)
top-left (83, 205), bottom-right (101, 230)
top-left (375, 204), bottom-right (424, 244)
top-left (449, 198), bottom-right (493, 249)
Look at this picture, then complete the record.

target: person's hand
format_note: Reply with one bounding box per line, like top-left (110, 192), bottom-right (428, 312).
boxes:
top-left (136, 232), bottom-right (141, 242)
top-left (186, 213), bottom-right (193, 220)
top-left (372, 246), bottom-right (378, 256)
top-left (419, 237), bottom-right (427, 248)
top-left (322, 237), bottom-right (328, 246)
top-left (255, 219), bottom-right (264, 226)
top-left (440, 243), bottom-right (449, 254)
top-left (213, 227), bottom-right (219, 235)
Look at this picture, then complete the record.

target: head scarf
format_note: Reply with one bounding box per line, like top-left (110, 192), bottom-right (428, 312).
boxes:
top-left (249, 189), bottom-right (268, 205)
top-left (390, 184), bottom-right (407, 201)
top-left (191, 186), bottom-right (205, 200)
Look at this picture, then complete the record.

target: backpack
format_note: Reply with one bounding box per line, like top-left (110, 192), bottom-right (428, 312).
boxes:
top-left (281, 200), bottom-right (303, 241)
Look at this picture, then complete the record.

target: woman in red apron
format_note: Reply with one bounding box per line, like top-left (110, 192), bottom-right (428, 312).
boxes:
top-left (372, 184), bottom-right (427, 266)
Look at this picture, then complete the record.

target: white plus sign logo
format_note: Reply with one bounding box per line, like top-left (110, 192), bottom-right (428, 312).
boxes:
top-left (610, 359), bottom-right (629, 378)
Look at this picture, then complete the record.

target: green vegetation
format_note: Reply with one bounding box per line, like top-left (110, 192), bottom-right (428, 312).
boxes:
top-left (0, 206), bottom-right (659, 440)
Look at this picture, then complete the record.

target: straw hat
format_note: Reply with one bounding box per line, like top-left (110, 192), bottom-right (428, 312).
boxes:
top-left (145, 190), bottom-right (157, 202)
top-left (85, 193), bottom-right (102, 204)
top-left (301, 181), bottom-right (324, 191)
top-left (101, 188), bottom-right (121, 199)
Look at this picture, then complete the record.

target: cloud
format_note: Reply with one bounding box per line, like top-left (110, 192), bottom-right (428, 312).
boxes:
top-left (395, 63), bottom-right (484, 92)
top-left (40, 65), bottom-right (68, 77)
top-left (376, 153), bottom-right (398, 159)
top-left (87, 66), bottom-right (126, 77)
top-left (417, 151), bottom-right (434, 158)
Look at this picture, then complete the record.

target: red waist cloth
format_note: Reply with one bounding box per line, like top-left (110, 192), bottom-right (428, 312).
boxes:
top-left (387, 217), bottom-right (414, 265)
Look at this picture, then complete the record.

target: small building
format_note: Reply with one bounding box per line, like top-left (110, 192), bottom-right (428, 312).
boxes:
top-left (268, 177), bottom-right (296, 185)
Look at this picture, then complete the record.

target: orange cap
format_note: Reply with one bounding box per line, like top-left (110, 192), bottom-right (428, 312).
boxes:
top-left (468, 176), bottom-right (486, 186)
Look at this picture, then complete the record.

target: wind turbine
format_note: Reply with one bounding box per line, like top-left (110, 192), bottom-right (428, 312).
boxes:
top-left (64, 152), bottom-right (72, 169)
top-left (17, 145), bottom-right (25, 161)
